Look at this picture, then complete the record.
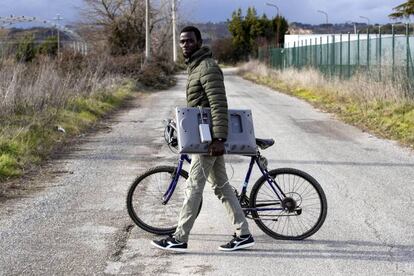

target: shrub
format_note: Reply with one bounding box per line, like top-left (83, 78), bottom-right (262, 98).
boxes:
top-left (211, 37), bottom-right (237, 64)
top-left (37, 36), bottom-right (58, 57)
top-left (137, 60), bottom-right (175, 89)
top-left (101, 53), bottom-right (144, 76)
top-left (15, 35), bottom-right (36, 62)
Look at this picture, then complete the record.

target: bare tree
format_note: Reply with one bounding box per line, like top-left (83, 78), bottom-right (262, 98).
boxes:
top-left (81, 0), bottom-right (177, 58)
top-left (150, 0), bottom-right (175, 59)
top-left (81, 0), bottom-right (148, 55)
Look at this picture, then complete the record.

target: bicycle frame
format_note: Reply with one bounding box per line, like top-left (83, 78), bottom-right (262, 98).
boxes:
top-left (162, 152), bottom-right (288, 213)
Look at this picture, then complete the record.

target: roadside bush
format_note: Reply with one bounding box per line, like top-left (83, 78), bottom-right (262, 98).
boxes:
top-left (0, 34), bottom-right (177, 181)
top-left (211, 37), bottom-right (237, 64)
top-left (138, 60), bottom-right (175, 89)
top-left (100, 53), bottom-right (143, 76)
top-left (15, 35), bottom-right (36, 62)
top-left (56, 50), bottom-right (88, 75)
top-left (37, 36), bottom-right (58, 57)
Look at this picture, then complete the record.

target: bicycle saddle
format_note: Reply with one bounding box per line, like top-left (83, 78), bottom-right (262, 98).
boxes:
top-left (255, 138), bottom-right (275, 150)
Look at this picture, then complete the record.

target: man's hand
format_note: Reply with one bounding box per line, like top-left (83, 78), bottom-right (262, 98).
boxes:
top-left (208, 139), bottom-right (225, 156)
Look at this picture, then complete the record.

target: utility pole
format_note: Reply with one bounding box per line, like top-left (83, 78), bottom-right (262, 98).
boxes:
top-left (53, 13), bottom-right (63, 56)
top-left (172, 0), bottom-right (177, 62)
top-left (266, 2), bottom-right (280, 47)
top-left (145, 0), bottom-right (151, 62)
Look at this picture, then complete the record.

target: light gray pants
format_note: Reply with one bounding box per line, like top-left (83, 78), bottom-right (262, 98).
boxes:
top-left (174, 154), bottom-right (250, 243)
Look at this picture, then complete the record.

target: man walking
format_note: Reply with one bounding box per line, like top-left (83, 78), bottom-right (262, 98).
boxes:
top-left (151, 26), bottom-right (254, 252)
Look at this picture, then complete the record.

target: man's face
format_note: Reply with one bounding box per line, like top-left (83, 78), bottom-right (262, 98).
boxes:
top-left (179, 31), bottom-right (201, 58)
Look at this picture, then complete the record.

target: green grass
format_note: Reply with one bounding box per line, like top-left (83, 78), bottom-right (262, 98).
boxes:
top-left (242, 72), bottom-right (414, 149)
top-left (0, 81), bottom-right (135, 182)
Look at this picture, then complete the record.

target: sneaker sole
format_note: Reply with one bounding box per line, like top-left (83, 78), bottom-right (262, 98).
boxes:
top-left (218, 242), bottom-right (255, 251)
top-left (151, 241), bottom-right (188, 252)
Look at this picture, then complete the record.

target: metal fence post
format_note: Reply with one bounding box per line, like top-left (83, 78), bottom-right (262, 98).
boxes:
top-left (305, 39), bottom-right (308, 65)
top-left (327, 36), bottom-right (330, 75)
top-left (286, 45), bottom-right (289, 68)
top-left (293, 41), bottom-right (296, 68)
top-left (340, 33), bottom-right (343, 78)
top-left (269, 45), bottom-right (271, 67)
top-left (296, 41), bottom-right (299, 68)
top-left (269, 47), bottom-right (272, 68)
top-left (357, 31), bottom-right (360, 66)
top-left (315, 37), bottom-right (318, 67)
top-left (392, 24), bottom-right (395, 82)
top-left (320, 36), bottom-right (323, 69)
top-left (406, 23), bottom-right (410, 91)
top-left (332, 35), bottom-right (335, 77)
top-left (310, 39), bottom-right (312, 66)
top-left (379, 25), bottom-right (382, 81)
top-left (367, 29), bottom-right (370, 71)
top-left (348, 32), bottom-right (351, 78)
top-left (301, 40), bottom-right (304, 69)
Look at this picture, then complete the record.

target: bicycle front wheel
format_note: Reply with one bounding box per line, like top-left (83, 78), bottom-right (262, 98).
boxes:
top-left (127, 166), bottom-right (201, 235)
top-left (250, 168), bottom-right (327, 240)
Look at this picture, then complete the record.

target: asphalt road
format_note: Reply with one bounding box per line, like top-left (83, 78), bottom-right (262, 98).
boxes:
top-left (1, 69), bottom-right (413, 275)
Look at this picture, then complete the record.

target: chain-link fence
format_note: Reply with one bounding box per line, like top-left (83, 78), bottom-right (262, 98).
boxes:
top-left (258, 24), bottom-right (414, 92)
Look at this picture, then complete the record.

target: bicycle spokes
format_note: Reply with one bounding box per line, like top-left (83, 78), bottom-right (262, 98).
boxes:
top-left (249, 168), bottom-right (327, 240)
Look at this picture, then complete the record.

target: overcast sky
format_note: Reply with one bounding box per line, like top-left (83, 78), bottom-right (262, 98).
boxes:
top-left (0, 0), bottom-right (408, 26)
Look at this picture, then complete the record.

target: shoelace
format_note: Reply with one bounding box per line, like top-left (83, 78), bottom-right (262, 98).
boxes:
top-left (226, 234), bottom-right (240, 245)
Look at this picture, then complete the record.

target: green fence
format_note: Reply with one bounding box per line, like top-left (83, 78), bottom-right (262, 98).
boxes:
top-left (258, 25), bottom-right (414, 92)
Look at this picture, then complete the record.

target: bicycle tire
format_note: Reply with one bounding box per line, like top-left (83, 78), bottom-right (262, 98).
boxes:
top-left (250, 168), bottom-right (327, 240)
top-left (126, 166), bottom-right (202, 235)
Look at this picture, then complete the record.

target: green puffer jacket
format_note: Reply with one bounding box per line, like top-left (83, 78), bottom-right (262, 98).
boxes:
top-left (186, 46), bottom-right (228, 140)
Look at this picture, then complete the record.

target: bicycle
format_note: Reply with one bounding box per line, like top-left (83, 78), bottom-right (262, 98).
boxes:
top-left (127, 119), bottom-right (327, 240)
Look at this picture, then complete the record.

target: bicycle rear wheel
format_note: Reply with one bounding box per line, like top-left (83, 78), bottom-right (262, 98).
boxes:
top-left (126, 166), bottom-right (202, 235)
top-left (250, 168), bottom-right (327, 240)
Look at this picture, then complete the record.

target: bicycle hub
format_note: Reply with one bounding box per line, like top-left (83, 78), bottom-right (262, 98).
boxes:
top-left (281, 197), bottom-right (297, 212)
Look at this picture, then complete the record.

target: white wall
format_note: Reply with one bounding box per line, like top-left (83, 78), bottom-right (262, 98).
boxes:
top-left (284, 34), bottom-right (401, 48)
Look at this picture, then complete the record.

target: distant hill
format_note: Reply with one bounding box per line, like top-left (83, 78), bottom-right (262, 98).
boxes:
top-left (180, 22), bottom-right (230, 45)
top-left (2, 20), bottom-right (405, 45)
top-left (1, 27), bottom-right (73, 42)
top-left (187, 21), bottom-right (393, 43)
top-left (289, 22), bottom-right (408, 35)
top-left (184, 21), bottom-right (407, 39)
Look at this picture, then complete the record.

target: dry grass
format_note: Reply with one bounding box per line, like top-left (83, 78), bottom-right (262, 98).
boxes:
top-left (0, 53), bottom-right (132, 181)
top-left (239, 60), bottom-right (411, 104)
top-left (239, 60), bottom-right (414, 148)
top-left (0, 50), bottom-right (177, 181)
top-left (0, 55), bottom-right (123, 118)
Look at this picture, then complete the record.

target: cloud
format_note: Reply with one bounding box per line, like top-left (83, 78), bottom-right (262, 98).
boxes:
top-left (0, 0), bottom-right (406, 26)
top-left (0, 0), bottom-right (83, 24)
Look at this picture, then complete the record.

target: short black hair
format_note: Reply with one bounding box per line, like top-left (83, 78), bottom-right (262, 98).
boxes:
top-left (180, 26), bottom-right (202, 42)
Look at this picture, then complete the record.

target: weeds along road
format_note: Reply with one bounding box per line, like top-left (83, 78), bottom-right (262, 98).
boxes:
top-left (1, 69), bottom-right (414, 275)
